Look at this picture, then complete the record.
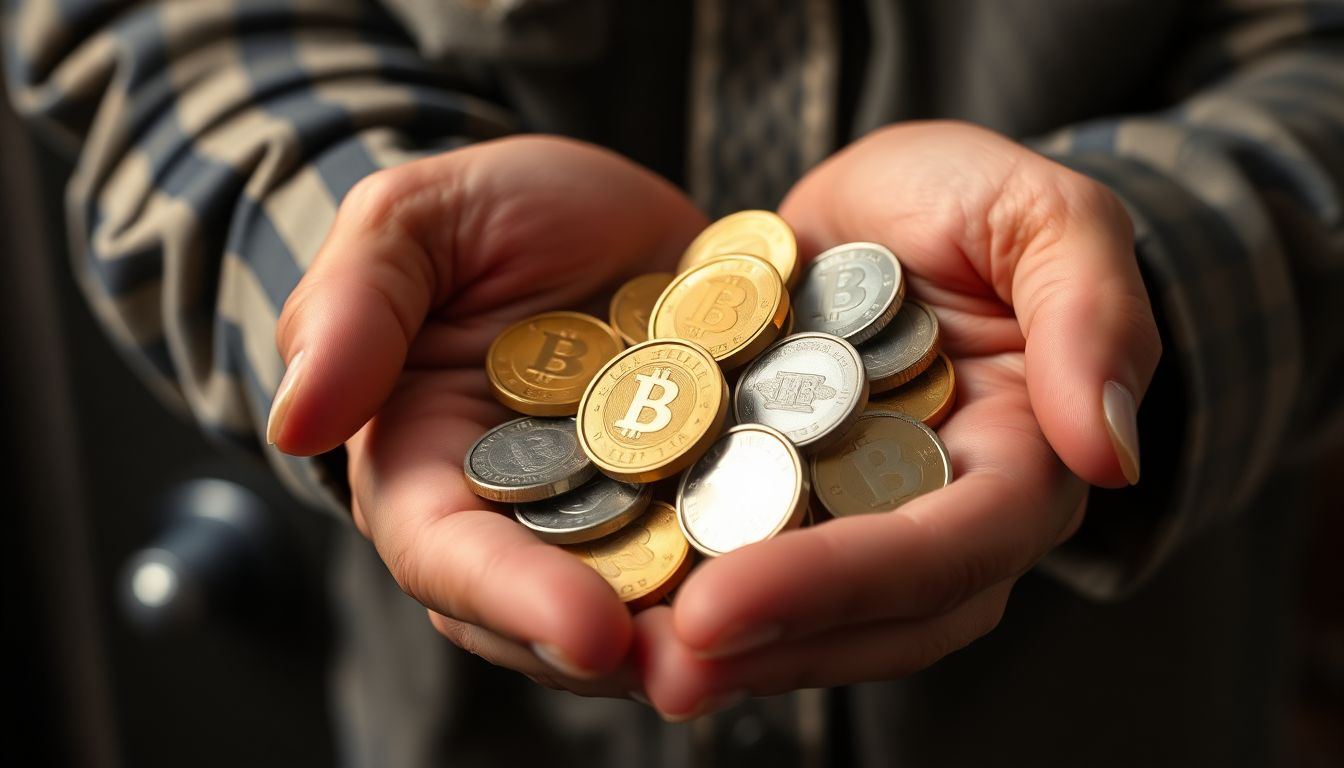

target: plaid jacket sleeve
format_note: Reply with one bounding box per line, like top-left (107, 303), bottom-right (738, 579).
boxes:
top-left (4, 0), bottom-right (515, 513)
top-left (1032, 0), bottom-right (1344, 598)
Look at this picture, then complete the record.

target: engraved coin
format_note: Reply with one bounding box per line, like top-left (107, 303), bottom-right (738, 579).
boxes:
top-left (677, 210), bottom-right (800, 290)
top-left (860, 298), bottom-right (941, 394)
top-left (564, 501), bottom-right (692, 611)
top-left (649, 254), bottom-right (788, 370)
top-left (734, 332), bottom-right (869, 453)
top-left (609, 273), bottom-right (673, 347)
top-left (463, 416), bottom-right (596, 503)
top-left (868, 351), bottom-right (957, 428)
top-left (677, 424), bottom-right (808, 557)
top-left (811, 411), bottom-right (953, 517)
top-left (515, 476), bottom-right (652, 544)
top-left (793, 242), bottom-right (905, 345)
top-left (577, 339), bottom-right (729, 483)
top-left (487, 311), bottom-right (623, 416)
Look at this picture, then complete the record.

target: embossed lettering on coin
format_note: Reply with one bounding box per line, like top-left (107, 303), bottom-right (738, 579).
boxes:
top-left (487, 311), bottom-right (623, 416)
top-left (650, 254), bottom-right (787, 370)
top-left (464, 416), bottom-right (596, 503)
top-left (793, 242), bottom-right (905, 345)
top-left (734, 333), bottom-right (869, 452)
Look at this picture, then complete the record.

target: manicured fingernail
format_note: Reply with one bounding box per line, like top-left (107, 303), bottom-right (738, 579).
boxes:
top-left (266, 350), bottom-right (306, 445)
top-left (1102, 380), bottom-right (1140, 485)
top-left (662, 689), bottom-right (749, 723)
top-left (531, 642), bottom-right (598, 680)
top-left (698, 623), bottom-right (782, 659)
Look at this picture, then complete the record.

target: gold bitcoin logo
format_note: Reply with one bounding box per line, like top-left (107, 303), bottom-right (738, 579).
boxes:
top-left (612, 367), bottom-right (680, 438)
top-left (526, 331), bottom-right (589, 381)
top-left (683, 277), bottom-right (747, 338)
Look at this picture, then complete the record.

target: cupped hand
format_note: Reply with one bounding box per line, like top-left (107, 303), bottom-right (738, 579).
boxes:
top-left (268, 135), bottom-right (708, 695)
top-left (636, 120), bottom-right (1162, 719)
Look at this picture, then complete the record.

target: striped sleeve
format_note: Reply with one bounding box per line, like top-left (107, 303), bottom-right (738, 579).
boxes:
top-left (1032, 0), bottom-right (1344, 598)
top-left (4, 0), bottom-right (515, 513)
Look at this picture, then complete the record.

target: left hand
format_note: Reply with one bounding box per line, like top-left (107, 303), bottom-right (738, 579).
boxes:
top-left (633, 121), bottom-right (1162, 719)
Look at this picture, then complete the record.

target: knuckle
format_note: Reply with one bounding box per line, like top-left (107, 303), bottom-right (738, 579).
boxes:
top-left (341, 167), bottom-right (415, 230)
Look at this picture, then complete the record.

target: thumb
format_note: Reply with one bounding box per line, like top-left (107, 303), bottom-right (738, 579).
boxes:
top-left (1013, 179), bottom-right (1162, 488)
top-left (267, 169), bottom-right (442, 456)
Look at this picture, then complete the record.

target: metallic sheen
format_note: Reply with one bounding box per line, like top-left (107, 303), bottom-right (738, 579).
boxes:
top-left (564, 501), bottom-right (692, 611)
top-left (677, 210), bottom-right (800, 290)
top-left (868, 351), bottom-right (957, 428)
top-left (486, 311), bottom-right (623, 416)
top-left (463, 416), bottom-right (596, 503)
top-left (609, 273), bottom-right (673, 347)
top-left (860, 298), bottom-right (941, 393)
top-left (734, 332), bottom-right (869, 452)
top-left (793, 242), bottom-right (905, 345)
top-left (515, 476), bottom-right (652, 544)
top-left (649, 254), bottom-right (788, 370)
top-left (811, 411), bottom-right (953, 517)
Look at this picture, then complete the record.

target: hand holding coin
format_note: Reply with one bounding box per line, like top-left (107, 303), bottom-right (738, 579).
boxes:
top-left (268, 136), bottom-right (709, 697)
top-left (636, 121), bottom-right (1162, 720)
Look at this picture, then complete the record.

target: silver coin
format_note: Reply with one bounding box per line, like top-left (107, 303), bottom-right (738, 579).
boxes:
top-left (676, 424), bottom-right (808, 557)
top-left (793, 242), bottom-right (905, 344)
top-left (514, 476), bottom-right (651, 544)
top-left (733, 332), bottom-right (870, 452)
top-left (859, 298), bottom-right (941, 394)
top-left (463, 416), bottom-right (596, 503)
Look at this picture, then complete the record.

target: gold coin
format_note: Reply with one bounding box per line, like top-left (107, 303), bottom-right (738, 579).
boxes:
top-left (564, 501), bottom-right (691, 611)
top-left (810, 411), bottom-right (953, 517)
top-left (649, 254), bottom-right (788, 370)
top-left (867, 351), bottom-right (956, 428)
top-left (781, 304), bottom-right (795, 337)
top-left (677, 210), bottom-right (800, 290)
top-left (608, 273), bottom-right (673, 347)
top-left (861, 298), bottom-right (941, 394)
top-left (576, 339), bottom-right (729, 483)
top-left (487, 312), bottom-right (623, 416)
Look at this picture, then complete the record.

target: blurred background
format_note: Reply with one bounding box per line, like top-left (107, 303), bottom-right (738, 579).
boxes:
top-left (4, 86), bottom-right (1343, 767)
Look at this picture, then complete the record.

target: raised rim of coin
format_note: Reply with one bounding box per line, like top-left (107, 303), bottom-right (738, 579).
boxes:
top-left (676, 423), bottom-right (809, 557)
top-left (861, 298), bottom-right (941, 394)
top-left (514, 477), bottom-right (652, 544)
top-left (563, 500), bottom-right (691, 610)
top-left (486, 311), bottom-right (624, 416)
top-left (648, 253), bottom-right (789, 370)
top-left (608, 272), bottom-right (674, 347)
top-left (676, 210), bottom-right (800, 289)
top-left (809, 410), bottom-right (953, 518)
top-left (463, 416), bottom-right (597, 503)
top-left (576, 338), bottom-right (729, 483)
top-left (868, 351), bottom-right (957, 428)
top-left (793, 241), bottom-right (905, 345)
top-left (733, 331), bottom-right (870, 453)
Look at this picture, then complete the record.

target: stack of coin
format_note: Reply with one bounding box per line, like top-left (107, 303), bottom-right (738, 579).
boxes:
top-left (466, 210), bottom-right (960, 610)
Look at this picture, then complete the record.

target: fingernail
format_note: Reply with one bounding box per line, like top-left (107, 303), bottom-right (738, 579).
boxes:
top-left (1102, 380), bottom-right (1140, 485)
top-left (531, 642), bottom-right (598, 680)
top-left (662, 689), bottom-right (749, 723)
top-left (266, 350), bottom-right (306, 446)
top-left (698, 623), bottom-right (782, 659)
top-left (628, 690), bottom-right (652, 707)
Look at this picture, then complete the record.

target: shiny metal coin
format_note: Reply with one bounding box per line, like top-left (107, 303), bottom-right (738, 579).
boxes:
top-left (514, 476), bottom-right (652, 544)
top-left (793, 242), bottom-right (905, 345)
top-left (677, 424), bottom-right (808, 557)
top-left (810, 410), bottom-right (953, 517)
top-left (734, 332), bottom-right (870, 453)
top-left (463, 416), bottom-right (596, 503)
top-left (859, 298), bottom-right (941, 393)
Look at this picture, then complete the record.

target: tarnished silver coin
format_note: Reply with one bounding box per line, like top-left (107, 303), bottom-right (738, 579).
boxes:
top-left (514, 476), bottom-right (652, 544)
top-left (859, 298), bottom-right (941, 394)
top-left (793, 242), bottom-right (905, 344)
top-left (677, 424), bottom-right (808, 557)
top-left (463, 416), bottom-right (596, 503)
top-left (734, 332), bottom-right (870, 453)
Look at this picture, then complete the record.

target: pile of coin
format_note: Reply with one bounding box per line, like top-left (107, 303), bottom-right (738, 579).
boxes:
top-left (465, 211), bottom-right (957, 609)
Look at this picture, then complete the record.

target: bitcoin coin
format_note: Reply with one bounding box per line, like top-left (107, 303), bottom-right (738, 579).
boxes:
top-left (677, 210), bottom-right (800, 290)
top-left (734, 332), bottom-right (869, 453)
top-left (677, 424), bottom-right (808, 557)
top-left (464, 416), bottom-right (596, 502)
top-left (860, 298), bottom-right (941, 393)
top-left (514, 476), bottom-right (652, 544)
top-left (609, 273), bottom-right (673, 347)
top-left (649, 254), bottom-right (788, 370)
top-left (868, 351), bottom-right (956, 428)
top-left (577, 339), bottom-right (729, 483)
top-left (793, 242), bottom-right (905, 345)
top-left (564, 500), bottom-right (692, 611)
top-left (811, 411), bottom-right (953, 517)
top-left (487, 311), bottom-right (623, 416)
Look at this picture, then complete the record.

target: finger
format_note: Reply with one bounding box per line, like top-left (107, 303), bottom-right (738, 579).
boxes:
top-left (427, 612), bottom-right (640, 698)
top-left (640, 582), bottom-right (1012, 720)
top-left (270, 136), bottom-right (706, 456)
top-left (1010, 171), bottom-right (1161, 487)
top-left (672, 357), bottom-right (1084, 657)
top-left (352, 371), bottom-right (633, 678)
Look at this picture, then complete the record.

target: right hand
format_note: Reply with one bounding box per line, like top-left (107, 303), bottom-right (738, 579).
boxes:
top-left (268, 135), bottom-right (708, 696)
